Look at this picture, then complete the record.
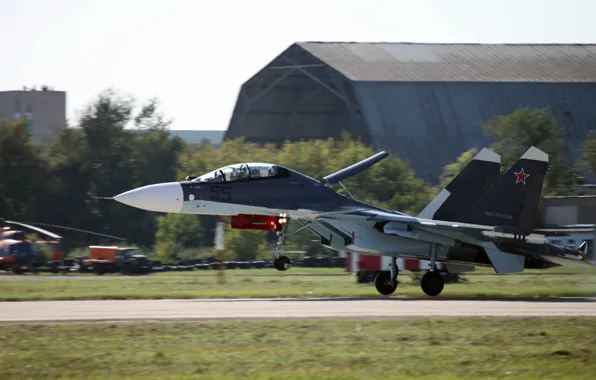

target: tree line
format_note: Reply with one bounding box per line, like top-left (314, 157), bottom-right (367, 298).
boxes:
top-left (1, 90), bottom-right (594, 262)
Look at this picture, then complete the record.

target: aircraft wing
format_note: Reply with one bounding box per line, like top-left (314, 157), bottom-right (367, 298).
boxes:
top-left (318, 208), bottom-right (494, 232)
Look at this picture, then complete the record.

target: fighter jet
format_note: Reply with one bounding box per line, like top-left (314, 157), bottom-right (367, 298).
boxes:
top-left (113, 146), bottom-right (594, 297)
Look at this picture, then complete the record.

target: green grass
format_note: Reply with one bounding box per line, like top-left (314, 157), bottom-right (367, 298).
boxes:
top-left (2, 263), bottom-right (595, 278)
top-left (1, 318), bottom-right (595, 379)
top-left (1, 268), bottom-right (596, 301)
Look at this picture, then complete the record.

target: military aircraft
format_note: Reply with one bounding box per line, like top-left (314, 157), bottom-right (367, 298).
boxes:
top-left (112, 146), bottom-right (594, 296)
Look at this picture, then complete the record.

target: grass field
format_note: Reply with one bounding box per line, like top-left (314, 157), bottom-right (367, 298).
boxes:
top-left (1, 267), bottom-right (596, 301)
top-left (3, 264), bottom-right (595, 278)
top-left (1, 317), bottom-right (595, 379)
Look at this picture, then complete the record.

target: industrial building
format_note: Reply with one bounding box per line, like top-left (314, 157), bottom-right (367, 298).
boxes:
top-left (0, 86), bottom-right (66, 141)
top-left (225, 42), bottom-right (596, 184)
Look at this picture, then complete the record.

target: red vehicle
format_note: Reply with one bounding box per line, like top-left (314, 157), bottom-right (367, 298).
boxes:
top-left (0, 219), bottom-right (63, 274)
top-left (1, 217), bottom-right (127, 274)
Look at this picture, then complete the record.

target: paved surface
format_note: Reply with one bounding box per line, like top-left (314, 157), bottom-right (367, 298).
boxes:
top-left (1, 297), bottom-right (596, 323)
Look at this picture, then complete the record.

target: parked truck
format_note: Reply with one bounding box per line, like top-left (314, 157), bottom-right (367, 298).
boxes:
top-left (80, 246), bottom-right (152, 275)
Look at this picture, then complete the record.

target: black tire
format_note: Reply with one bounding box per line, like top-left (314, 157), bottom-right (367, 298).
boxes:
top-left (94, 264), bottom-right (105, 276)
top-left (274, 256), bottom-right (291, 271)
top-left (421, 271), bottom-right (444, 297)
top-left (374, 271), bottom-right (398, 296)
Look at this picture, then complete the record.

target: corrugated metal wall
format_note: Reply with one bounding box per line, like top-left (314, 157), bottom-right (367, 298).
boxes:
top-left (225, 44), bottom-right (370, 144)
top-left (353, 82), bottom-right (596, 184)
top-left (543, 196), bottom-right (596, 224)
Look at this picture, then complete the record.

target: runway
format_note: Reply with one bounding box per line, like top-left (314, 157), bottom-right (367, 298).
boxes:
top-left (1, 297), bottom-right (596, 323)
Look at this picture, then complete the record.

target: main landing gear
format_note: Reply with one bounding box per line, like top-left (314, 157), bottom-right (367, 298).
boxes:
top-left (373, 244), bottom-right (445, 297)
top-left (374, 257), bottom-right (399, 295)
top-left (420, 243), bottom-right (444, 297)
top-left (420, 271), bottom-right (444, 297)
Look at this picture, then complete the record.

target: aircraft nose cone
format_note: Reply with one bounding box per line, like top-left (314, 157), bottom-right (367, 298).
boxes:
top-left (114, 182), bottom-right (183, 213)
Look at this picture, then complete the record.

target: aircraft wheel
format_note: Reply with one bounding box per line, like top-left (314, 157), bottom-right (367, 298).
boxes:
top-left (421, 271), bottom-right (444, 297)
top-left (374, 271), bottom-right (398, 295)
top-left (273, 256), bottom-right (291, 271)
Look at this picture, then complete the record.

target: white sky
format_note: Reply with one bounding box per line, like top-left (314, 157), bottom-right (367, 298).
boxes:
top-left (1, 0), bottom-right (595, 131)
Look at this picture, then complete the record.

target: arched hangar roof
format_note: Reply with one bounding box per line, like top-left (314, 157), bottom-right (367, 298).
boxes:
top-left (225, 42), bottom-right (596, 184)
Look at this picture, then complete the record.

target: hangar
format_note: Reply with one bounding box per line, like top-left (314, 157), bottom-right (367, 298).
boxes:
top-left (224, 42), bottom-right (596, 184)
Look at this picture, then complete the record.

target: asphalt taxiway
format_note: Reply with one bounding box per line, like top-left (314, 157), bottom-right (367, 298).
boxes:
top-left (1, 297), bottom-right (595, 323)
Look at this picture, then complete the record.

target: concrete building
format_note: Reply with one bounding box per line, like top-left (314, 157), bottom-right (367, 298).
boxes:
top-left (0, 86), bottom-right (66, 141)
top-left (225, 42), bottom-right (596, 184)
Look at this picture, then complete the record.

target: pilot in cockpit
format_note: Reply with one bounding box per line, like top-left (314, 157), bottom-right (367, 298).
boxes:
top-left (237, 165), bottom-right (249, 180)
top-left (204, 171), bottom-right (223, 182)
top-left (250, 167), bottom-right (261, 178)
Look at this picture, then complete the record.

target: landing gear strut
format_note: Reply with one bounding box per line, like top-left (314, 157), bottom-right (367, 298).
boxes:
top-left (420, 244), bottom-right (444, 297)
top-left (273, 218), bottom-right (294, 271)
top-left (271, 219), bottom-right (314, 272)
top-left (374, 257), bottom-right (399, 295)
top-left (273, 230), bottom-right (291, 271)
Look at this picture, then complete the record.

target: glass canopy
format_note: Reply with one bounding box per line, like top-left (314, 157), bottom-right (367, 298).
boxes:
top-left (192, 163), bottom-right (281, 183)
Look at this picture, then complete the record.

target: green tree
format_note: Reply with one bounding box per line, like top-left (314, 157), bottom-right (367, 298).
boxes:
top-left (154, 214), bottom-right (203, 262)
top-left (32, 89), bottom-right (186, 250)
top-left (0, 119), bottom-right (47, 220)
top-left (223, 228), bottom-right (268, 261)
top-left (483, 107), bottom-right (582, 195)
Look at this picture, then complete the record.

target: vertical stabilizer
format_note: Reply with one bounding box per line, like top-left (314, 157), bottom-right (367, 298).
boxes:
top-left (418, 148), bottom-right (501, 221)
top-left (459, 146), bottom-right (549, 234)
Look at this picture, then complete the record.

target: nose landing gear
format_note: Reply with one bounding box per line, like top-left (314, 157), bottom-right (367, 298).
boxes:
top-left (272, 217), bottom-right (313, 272)
top-left (273, 255), bottom-right (291, 271)
top-left (273, 230), bottom-right (291, 271)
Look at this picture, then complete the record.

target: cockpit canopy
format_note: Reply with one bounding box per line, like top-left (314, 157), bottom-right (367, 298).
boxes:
top-left (190, 163), bottom-right (288, 183)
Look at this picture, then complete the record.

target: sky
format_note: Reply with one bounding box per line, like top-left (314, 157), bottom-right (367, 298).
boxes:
top-left (1, 0), bottom-right (595, 131)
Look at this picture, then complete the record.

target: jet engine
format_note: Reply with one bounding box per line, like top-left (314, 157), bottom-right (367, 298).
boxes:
top-left (230, 214), bottom-right (287, 231)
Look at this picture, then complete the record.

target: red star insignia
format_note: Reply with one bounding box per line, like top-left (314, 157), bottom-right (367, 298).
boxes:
top-left (514, 168), bottom-right (530, 185)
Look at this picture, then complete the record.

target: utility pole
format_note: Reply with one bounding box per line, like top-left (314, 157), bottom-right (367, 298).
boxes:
top-left (215, 217), bottom-right (225, 284)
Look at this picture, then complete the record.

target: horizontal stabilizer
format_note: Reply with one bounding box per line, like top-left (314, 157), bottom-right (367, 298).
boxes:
top-left (483, 243), bottom-right (525, 273)
top-left (323, 151), bottom-right (389, 184)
